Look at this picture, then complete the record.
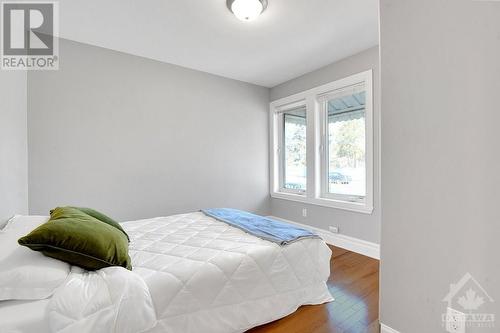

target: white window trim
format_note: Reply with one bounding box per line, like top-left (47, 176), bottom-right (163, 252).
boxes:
top-left (269, 70), bottom-right (374, 214)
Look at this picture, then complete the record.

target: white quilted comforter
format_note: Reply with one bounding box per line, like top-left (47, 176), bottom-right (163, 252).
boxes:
top-left (49, 212), bottom-right (333, 333)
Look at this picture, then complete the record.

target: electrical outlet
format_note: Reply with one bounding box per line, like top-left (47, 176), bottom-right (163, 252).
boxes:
top-left (445, 307), bottom-right (466, 333)
top-left (302, 208), bottom-right (307, 217)
top-left (329, 226), bottom-right (339, 233)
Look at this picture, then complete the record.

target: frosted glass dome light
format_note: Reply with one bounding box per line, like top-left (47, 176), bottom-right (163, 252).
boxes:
top-left (227, 0), bottom-right (268, 22)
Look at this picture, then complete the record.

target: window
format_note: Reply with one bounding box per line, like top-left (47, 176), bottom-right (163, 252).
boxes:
top-left (270, 71), bottom-right (373, 213)
top-left (280, 106), bottom-right (307, 193)
top-left (320, 84), bottom-right (366, 202)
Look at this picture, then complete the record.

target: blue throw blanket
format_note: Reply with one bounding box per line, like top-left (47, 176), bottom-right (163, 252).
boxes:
top-left (201, 208), bottom-right (319, 246)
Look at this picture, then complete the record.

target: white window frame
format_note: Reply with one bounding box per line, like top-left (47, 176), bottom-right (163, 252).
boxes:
top-left (271, 100), bottom-right (308, 197)
top-left (269, 70), bottom-right (374, 214)
top-left (318, 82), bottom-right (368, 204)
top-left (276, 104), bottom-right (307, 195)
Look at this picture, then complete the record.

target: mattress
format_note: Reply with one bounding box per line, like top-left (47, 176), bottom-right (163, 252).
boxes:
top-left (122, 211), bottom-right (333, 333)
top-left (0, 212), bottom-right (332, 333)
top-left (0, 299), bottom-right (51, 333)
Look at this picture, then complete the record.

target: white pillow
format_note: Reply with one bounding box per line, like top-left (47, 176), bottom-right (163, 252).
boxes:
top-left (0, 215), bottom-right (71, 301)
top-left (2, 215), bottom-right (47, 233)
top-left (0, 216), bottom-right (11, 230)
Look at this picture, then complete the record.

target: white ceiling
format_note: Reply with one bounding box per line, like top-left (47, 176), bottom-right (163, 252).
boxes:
top-left (58, 0), bottom-right (379, 87)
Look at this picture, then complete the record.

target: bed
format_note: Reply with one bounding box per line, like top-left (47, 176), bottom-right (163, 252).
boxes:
top-left (0, 211), bottom-right (333, 333)
top-left (0, 299), bottom-right (51, 333)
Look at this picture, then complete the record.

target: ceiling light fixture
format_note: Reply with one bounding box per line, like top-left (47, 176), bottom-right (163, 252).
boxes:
top-left (227, 0), bottom-right (268, 22)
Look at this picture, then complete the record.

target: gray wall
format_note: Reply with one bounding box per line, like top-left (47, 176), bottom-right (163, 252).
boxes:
top-left (380, 1), bottom-right (500, 332)
top-left (28, 39), bottom-right (270, 221)
top-left (0, 71), bottom-right (28, 225)
top-left (270, 46), bottom-right (380, 244)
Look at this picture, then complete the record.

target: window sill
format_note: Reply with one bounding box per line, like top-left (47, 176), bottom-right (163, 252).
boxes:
top-left (270, 191), bottom-right (373, 214)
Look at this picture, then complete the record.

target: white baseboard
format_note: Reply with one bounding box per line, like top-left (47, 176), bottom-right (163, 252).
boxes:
top-left (380, 323), bottom-right (401, 333)
top-left (267, 216), bottom-right (380, 260)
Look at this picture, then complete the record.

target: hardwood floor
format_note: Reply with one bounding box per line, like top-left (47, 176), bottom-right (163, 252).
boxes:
top-left (247, 246), bottom-right (380, 333)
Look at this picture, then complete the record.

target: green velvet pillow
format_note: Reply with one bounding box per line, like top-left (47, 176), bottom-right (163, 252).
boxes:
top-left (73, 207), bottom-right (129, 241)
top-left (18, 207), bottom-right (131, 271)
top-left (49, 206), bottom-right (129, 241)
